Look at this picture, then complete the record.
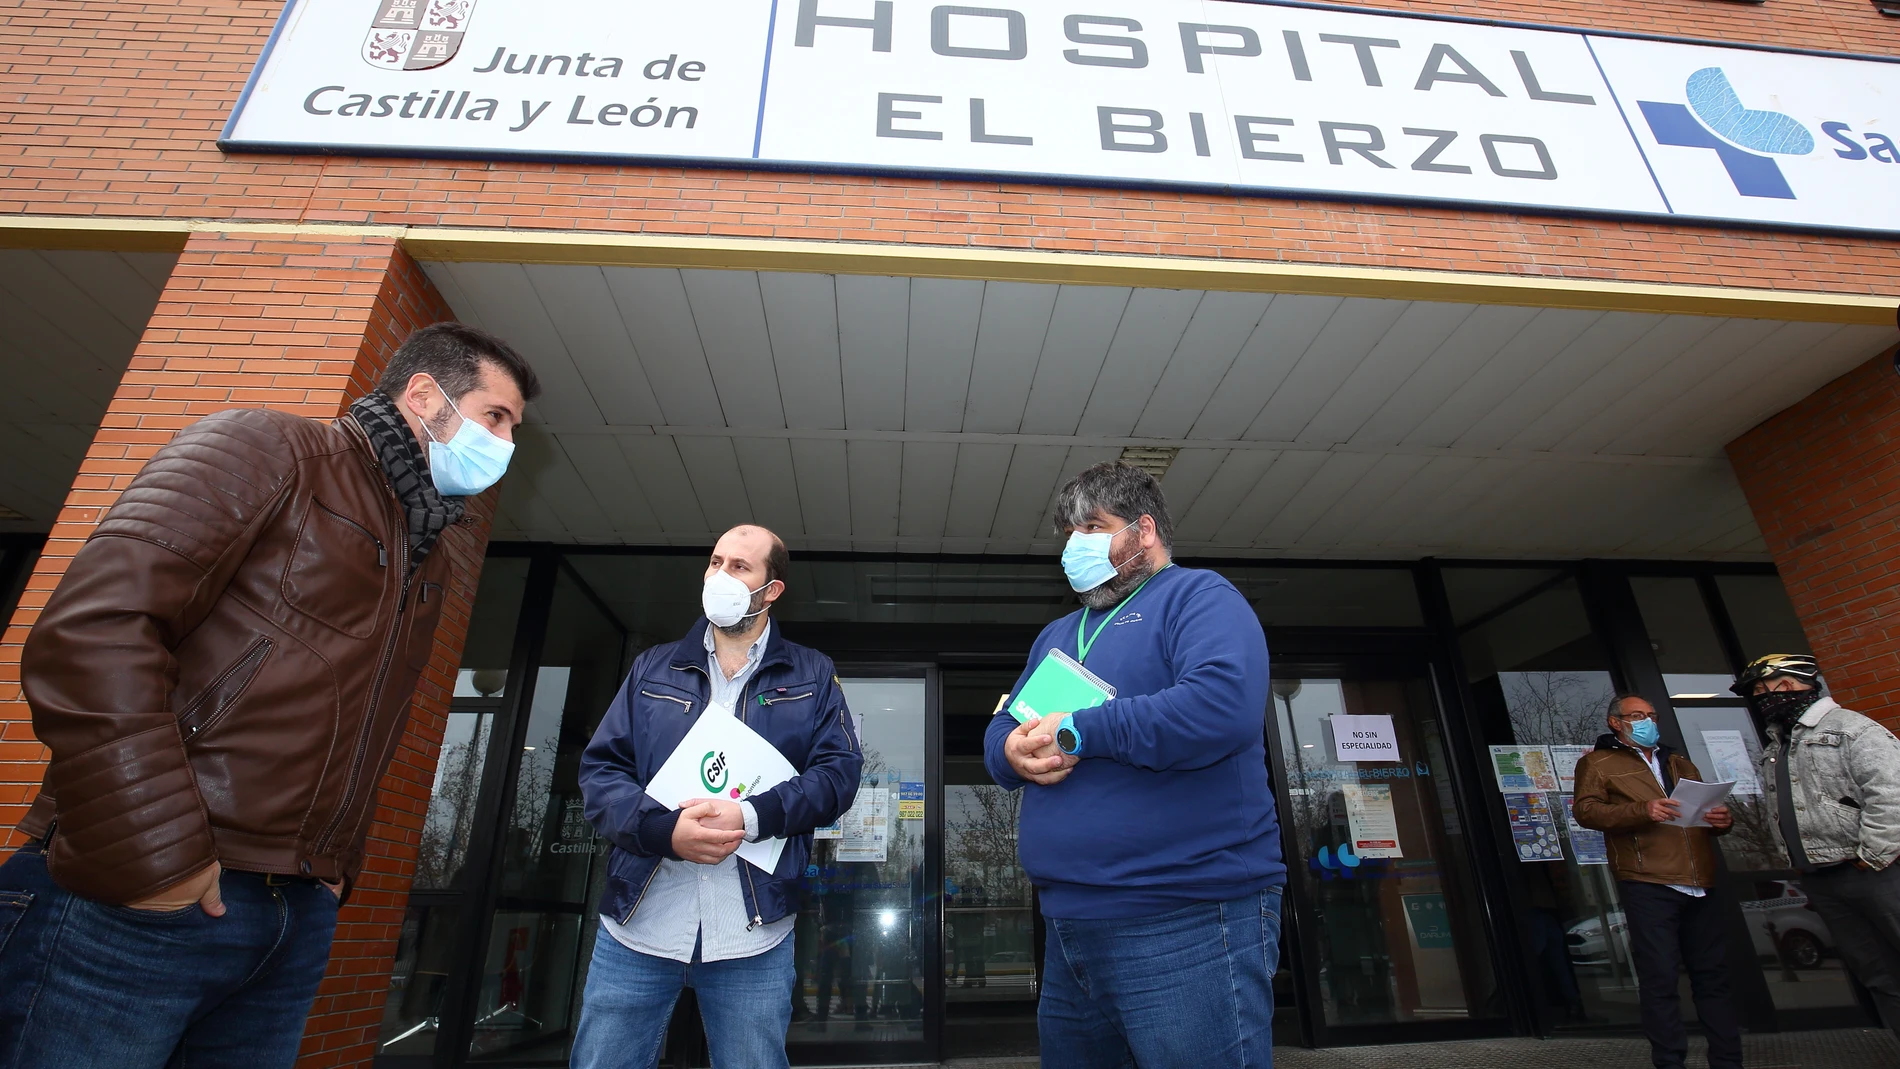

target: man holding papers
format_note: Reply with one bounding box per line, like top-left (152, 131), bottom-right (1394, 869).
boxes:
top-left (573, 525), bottom-right (861, 1069)
top-left (983, 462), bottom-right (1282, 1069)
top-left (1574, 694), bottom-right (1739, 1069)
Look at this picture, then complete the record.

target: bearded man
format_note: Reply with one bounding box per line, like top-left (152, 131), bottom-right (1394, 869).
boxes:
top-left (983, 461), bottom-right (1283, 1069)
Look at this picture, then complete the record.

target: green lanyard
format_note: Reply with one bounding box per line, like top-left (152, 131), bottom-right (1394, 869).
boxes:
top-left (1075, 564), bottom-right (1172, 664)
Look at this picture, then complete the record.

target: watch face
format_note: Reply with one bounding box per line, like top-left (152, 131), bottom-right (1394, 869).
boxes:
top-left (1057, 726), bottom-right (1077, 751)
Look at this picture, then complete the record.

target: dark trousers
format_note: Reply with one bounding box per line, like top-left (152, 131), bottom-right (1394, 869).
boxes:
top-left (1620, 880), bottom-right (1743, 1069)
top-left (1803, 863), bottom-right (1900, 1041)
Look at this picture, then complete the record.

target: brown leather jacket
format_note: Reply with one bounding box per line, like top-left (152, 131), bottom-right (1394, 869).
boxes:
top-left (1572, 734), bottom-right (1728, 888)
top-left (18, 408), bottom-right (451, 904)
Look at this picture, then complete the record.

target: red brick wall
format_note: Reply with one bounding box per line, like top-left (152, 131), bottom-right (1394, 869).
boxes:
top-left (0, 231), bottom-right (493, 1068)
top-left (2, 2), bottom-right (1899, 296)
top-left (1728, 345), bottom-right (1900, 733)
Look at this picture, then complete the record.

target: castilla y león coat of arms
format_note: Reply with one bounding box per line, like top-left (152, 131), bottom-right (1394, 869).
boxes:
top-left (362, 0), bottom-right (475, 70)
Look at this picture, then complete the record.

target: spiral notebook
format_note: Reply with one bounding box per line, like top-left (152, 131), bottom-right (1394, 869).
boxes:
top-left (1006, 648), bottom-right (1116, 724)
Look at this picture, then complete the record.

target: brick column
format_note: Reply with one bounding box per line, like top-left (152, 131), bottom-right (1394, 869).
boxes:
top-left (0, 231), bottom-right (491, 1069)
top-left (1728, 344), bottom-right (1900, 732)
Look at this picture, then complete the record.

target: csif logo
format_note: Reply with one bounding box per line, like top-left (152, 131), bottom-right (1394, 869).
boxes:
top-left (700, 750), bottom-right (729, 793)
top-left (362, 0), bottom-right (475, 71)
top-left (1637, 66), bottom-right (1900, 200)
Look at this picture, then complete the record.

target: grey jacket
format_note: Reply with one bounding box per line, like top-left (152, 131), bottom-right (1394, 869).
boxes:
top-left (1758, 697), bottom-right (1900, 871)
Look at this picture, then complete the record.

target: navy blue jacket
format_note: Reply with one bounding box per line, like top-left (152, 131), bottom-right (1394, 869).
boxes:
top-left (580, 618), bottom-right (862, 929)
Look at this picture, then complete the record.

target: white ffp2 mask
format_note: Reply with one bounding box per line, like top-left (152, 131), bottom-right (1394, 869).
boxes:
top-left (702, 569), bottom-right (774, 627)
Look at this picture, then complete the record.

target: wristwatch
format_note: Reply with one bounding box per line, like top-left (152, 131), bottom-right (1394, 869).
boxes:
top-left (1056, 718), bottom-right (1082, 756)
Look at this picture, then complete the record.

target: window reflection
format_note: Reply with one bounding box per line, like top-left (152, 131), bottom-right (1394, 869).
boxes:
top-left (1273, 675), bottom-right (1498, 1026)
top-left (468, 565), bottom-right (629, 1062)
top-left (1448, 568), bottom-right (1634, 1029)
top-left (377, 556), bottom-right (532, 1057)
top-left (1635, 574), bottom-right (1861, 1017)
top-left (791, 679), bottom-right (928, 1047)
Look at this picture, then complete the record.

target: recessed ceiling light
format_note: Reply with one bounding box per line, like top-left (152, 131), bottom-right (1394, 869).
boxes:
top-left (1118, 446), bottom-right (1179, 480)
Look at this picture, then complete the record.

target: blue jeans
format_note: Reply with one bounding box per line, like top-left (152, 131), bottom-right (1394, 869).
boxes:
top-left (572, 925), bottom-right (795, 1069)
top-left (1040, 886), bottom-right (1282, 1069)
top-left (0, 841), bottom-right (339, 1069)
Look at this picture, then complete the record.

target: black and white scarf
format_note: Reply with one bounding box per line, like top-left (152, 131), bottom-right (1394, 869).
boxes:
top-left (348, 389), bottom-right (465, 570)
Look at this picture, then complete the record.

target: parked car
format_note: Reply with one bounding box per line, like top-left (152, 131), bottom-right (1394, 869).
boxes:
top-left (1740, 879), bottom-right (1834, 969)
top-left (1565, 880), bottom-right (1835, 969)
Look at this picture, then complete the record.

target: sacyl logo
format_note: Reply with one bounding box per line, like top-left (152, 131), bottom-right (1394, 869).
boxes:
top-left (1639, 68), bottom-right (1812, 199)
top-left (700, 749), bottom-right (729, 793)
top-left (363, 0), bottom-right (475, 71)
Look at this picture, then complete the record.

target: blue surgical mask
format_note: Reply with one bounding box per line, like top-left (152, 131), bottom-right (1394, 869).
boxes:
top-left (421, 375), bottom-right (514, 497)
top-left (1628, 718), bottom-right (1660, 748)
top-left (1061, 522), bottom-right (1137, 592)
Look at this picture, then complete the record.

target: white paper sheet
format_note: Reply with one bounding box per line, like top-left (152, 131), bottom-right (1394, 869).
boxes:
top-left (1700, 730), bottom-right (1764, 796)
top-left (1549, 745), bottom-right (1592, 793)
top-left (645, 701), bottom-right (798, 872)
top-left (1663, 777), bottom-right (1736, 828)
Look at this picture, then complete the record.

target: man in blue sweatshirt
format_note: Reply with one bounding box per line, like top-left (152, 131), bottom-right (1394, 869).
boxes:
top-left (984, 462), bottom-right (1283, 1069)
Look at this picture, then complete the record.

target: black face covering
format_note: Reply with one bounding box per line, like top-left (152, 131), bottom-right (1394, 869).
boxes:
top-left (1750, 687), bottom-right (1822, 726)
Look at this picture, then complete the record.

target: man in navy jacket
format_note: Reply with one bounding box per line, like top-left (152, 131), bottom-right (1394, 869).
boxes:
top-left (985, 462), bottom-right (1283, 1069)
top-left (573, 524), bottom-right (861, 1069)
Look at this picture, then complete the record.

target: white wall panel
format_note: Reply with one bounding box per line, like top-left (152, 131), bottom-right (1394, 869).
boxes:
top-left (619, 435), bottom-right (710, 537)
top-left (1300, 302), bottom-right (1477, 445)
top-left (446, 263), bottom-right (603, 426)
top-left (898, 441), bottom-right (959, 541)
top-left (558, 433), bottom-right (662, 536)
top-left (527, 265), bottom-right (665, 426)
top-left (790, 438), bottom-right (851, 537)
top-left (733, 436), bottom-right (805, 535)
top-left (1189, 294), bottom-right (1340, 440)
top-left (905, 279), bottom-right (984, 433)
top-left (1133, 292), bottom-right (1273, 439)
top-left (1019, 286), bottom-right (1130, 435)
top-left (601, 268), bottom-right (727, 426)
top-left (1403, 308), bottom-right (1601, 449)
top-left (759, 272), bottom-right (845, 430)
top-left (837, 275), bottom-right (909, 432)
top-left (1247, 298), bottom-right (1410, 442)
top-left (683, 269), bottom-right (785, 428)
top-left (944, 443), bottom-right (1015, 539)
top-left (674, 435), bottom-right (753, 534)
top-left (1076, 288), bottom-right (1203, 437)
top-left (964, 282), bottom-right (1059, 434)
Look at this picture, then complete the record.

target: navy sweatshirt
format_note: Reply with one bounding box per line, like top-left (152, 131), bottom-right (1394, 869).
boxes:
top-left (983, 564), bottom-right (1284, 919)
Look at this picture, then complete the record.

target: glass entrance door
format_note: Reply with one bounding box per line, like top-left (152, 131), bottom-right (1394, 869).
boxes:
top-left (1267, 659), bottom-right (1505, 1043)
top-left (787, 672), bottom-right (933, 1066)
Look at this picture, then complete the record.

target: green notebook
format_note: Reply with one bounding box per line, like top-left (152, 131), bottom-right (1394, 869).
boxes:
top-left (1007, 648), bottom-right (1116, 724)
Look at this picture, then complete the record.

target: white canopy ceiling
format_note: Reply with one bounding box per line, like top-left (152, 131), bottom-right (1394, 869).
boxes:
top-left (423, 259), bottom-right (1892, 560)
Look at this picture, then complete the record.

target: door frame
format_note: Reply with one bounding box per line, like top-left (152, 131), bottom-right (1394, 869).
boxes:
top-left (1262, 630), bottom-right (1522, 1048)
top-left (783, 663), bottom-right (943, 1068)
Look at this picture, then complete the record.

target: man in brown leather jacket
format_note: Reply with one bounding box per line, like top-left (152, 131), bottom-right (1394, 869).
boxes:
top-left (1574, 693), bottom-right (1739, 1069)
top-left (0, 323), bottom-right (538, 1069)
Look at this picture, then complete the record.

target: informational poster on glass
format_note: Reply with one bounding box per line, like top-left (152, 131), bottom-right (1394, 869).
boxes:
top-left (835, 785), bottom-right (890, 863)
top-left (1504, 791), bottom-right (1564, 861)
top-left (1341, 782), bottom-right (1403, 858)
top-left (1700, 730), bottom-right (1764, 795)
top-left (1561, 795), bottom-right (1609, 866)
top-left (1490, 745), bottom-right (1561, 792)
top-left (898, 780), bottom-right (925, 820)
top-left (1548, 744), bottom-right (1592, 794)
